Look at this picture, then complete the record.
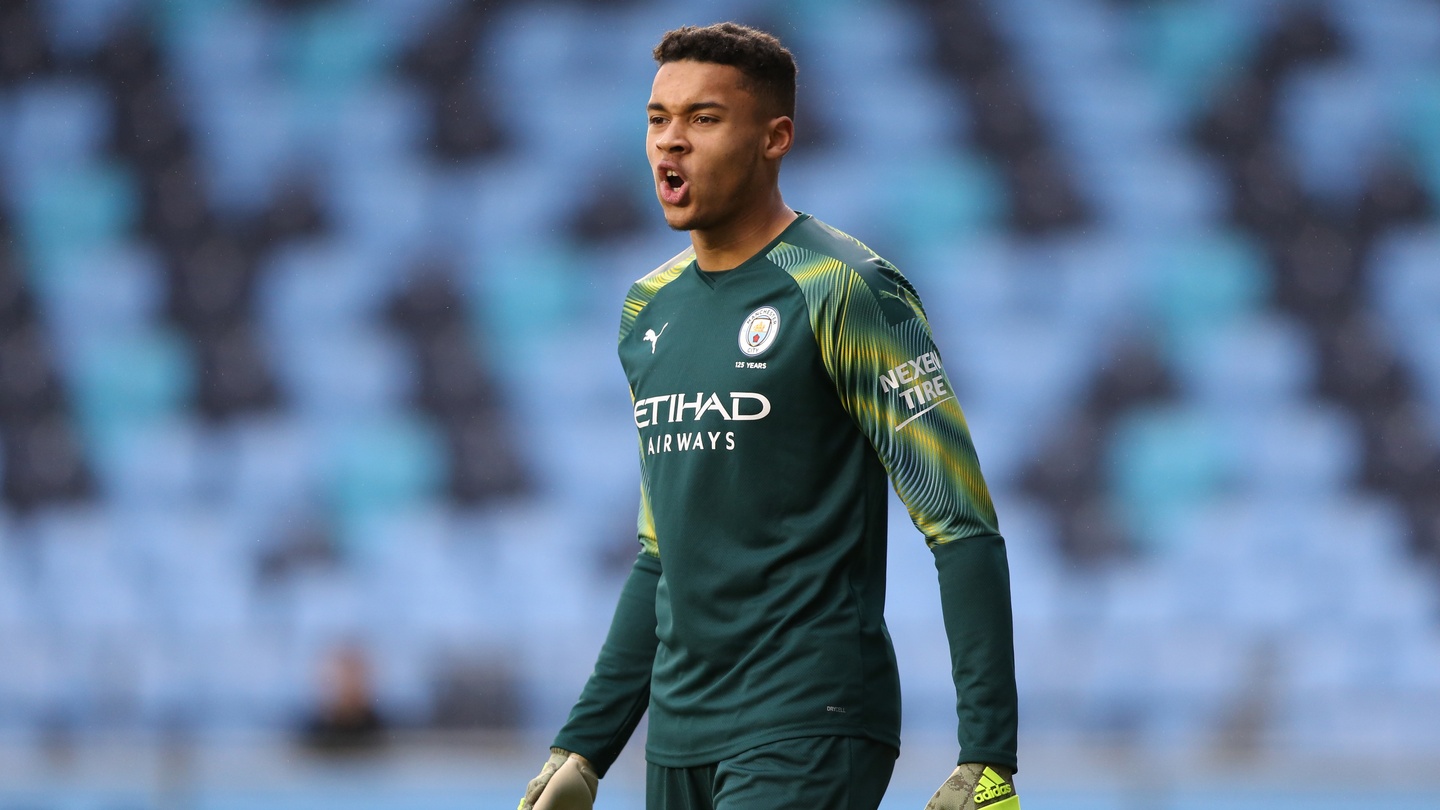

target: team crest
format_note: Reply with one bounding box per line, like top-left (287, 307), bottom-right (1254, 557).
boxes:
top-left (739, 306), bottom-right (781, 357)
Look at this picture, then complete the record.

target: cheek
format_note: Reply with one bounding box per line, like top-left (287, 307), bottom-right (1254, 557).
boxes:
top-left (700, 141), bottom-right (758, 188)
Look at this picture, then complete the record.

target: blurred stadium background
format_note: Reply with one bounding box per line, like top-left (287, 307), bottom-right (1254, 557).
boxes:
top-left (1, 0), bottom-right (1439, 807)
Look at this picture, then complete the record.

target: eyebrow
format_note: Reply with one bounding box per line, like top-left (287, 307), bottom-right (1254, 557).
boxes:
top-left (647, 100), bottom-right (728, 114)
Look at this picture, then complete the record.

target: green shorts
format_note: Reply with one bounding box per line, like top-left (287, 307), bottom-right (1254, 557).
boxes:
top-left (645, 735), bottom-right (898, 810)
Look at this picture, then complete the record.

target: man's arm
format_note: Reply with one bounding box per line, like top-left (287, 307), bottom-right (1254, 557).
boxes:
top-left (801, 254), bottom-right (1019, 773)
top-left (934, 535), bottom-right (1018, 770)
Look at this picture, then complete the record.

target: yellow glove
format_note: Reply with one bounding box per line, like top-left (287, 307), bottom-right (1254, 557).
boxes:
top-left (518, 748), bottom-right (599, 810)
top-left (924, 763), bottom-right (1019, 810)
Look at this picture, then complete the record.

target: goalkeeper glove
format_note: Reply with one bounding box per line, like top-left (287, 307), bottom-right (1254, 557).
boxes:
top-left (519, 748), bottom-right (599, 810)
top-left (924, 763), bottom-right (1019, 810)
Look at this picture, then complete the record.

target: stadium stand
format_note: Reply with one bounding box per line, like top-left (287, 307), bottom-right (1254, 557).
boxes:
top-left (0, 0), bottom-right (1438, 804)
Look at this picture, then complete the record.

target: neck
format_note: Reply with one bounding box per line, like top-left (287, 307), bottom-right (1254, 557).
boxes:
top-left (689, 189), bottom-right (796, 272)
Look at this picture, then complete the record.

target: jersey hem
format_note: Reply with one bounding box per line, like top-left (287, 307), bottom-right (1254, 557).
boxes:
top-left (644, 724), bottom-right (900, 769)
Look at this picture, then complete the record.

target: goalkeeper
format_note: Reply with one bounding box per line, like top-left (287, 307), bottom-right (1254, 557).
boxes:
top-left (522, 22), bottom-right (1019, 810)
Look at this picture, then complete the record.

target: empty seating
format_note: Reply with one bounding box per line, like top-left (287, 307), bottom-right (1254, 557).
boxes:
top-left (0, 0), bottom-right (1435, 778)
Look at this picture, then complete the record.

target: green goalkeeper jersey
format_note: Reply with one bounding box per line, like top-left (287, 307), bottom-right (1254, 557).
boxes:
top-left (555, 214), bottom-right (1018, 772)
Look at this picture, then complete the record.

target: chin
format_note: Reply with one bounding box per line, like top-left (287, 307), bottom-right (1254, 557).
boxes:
top-left (661, 206), bottom-right (699, 232)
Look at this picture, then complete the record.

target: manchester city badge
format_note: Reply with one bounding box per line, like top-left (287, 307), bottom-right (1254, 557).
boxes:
top-left (739, 306), bottom-right (780, 357)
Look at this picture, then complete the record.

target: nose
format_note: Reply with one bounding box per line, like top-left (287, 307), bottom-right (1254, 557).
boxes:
top-left (654, 121), bottom-right (688, 154)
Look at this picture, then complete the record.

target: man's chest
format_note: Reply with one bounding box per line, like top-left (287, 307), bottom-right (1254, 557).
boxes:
top-left (618, 270), bottom-right (831, 450)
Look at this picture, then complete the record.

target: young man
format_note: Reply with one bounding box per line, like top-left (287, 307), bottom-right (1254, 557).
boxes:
top-left (520, 23), bottom-right (1020, 810)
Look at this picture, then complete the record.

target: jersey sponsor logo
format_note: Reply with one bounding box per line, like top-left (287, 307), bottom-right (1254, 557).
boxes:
top-left (879, 350), bottom-right (955, 431)
top-left (644, 430), bottom-right (735, 455)
top-left (739, 306), bottom-right (780, 356)
top-left (633, 392), bottom-right (771, 428)
top-left (642, 322), bottom-right (669, 354)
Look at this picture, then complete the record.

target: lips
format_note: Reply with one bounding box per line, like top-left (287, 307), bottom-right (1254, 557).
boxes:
top-left (657, 162), bottom-right (689, 206)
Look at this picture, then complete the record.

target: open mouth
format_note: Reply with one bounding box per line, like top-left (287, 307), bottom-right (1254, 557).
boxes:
top-left (658, 164), bottom-right (689, 205)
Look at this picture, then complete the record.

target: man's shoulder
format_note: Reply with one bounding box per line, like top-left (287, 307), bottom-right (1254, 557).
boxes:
top-left (767, 216), bottom-right (918, 321)
top-left (620, 245), bottom-right (695, 341)
top-left (631, 245), bottom-right (696, 290)
top-left (775, 216), bottom-right (883, 269)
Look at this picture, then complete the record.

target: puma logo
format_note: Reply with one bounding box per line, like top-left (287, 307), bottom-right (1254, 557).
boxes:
top-left (643, 323), bottom-right (669, 354)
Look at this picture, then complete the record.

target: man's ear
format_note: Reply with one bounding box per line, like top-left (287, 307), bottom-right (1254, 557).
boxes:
top-left (763, 116), bottom-right (794, 160)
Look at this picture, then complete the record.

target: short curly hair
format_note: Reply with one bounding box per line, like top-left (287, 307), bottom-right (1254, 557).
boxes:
top-left (653, 23), bottom-right (797, 119)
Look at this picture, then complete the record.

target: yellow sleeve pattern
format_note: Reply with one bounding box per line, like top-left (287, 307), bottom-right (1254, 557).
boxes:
top-left (620, 248), bottom-right (692, 558)
top-left (768, 239), bottom-right (999, 547)
top-left (619, 247), bottom-right (694, 343)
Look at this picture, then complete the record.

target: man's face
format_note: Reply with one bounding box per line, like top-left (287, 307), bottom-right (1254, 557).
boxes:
top-left (646, 60), bottom-right (780, 232)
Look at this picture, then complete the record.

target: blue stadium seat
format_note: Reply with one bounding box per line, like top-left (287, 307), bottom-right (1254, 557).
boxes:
top-left (279, 5), bottom-right (392, 101)
top-left (260, 240), bottom-right (390, 339)
top-left (70, 326), bottom-right (195, 451)
top-left (1108, 404), bottom-right (1229, 549)
top-left (1369, 227), bottom-right (1440, 429)
top-left (465, 242), bottom-right (583, 370)
top-left (364, 0), bottom-right (456, 46)
top-left (214, 416), bottom-right (320, 515)
top-left (191, 630), bottom-right (293, 728)
top-left (288, 568), bottom-right (365, 650)
top-left (795, 3), bottom-right (926, 80)
top-left (1125, 0), bottom-right (1255, 117)
top-left (831, 74), bottom-right (970, 156)
top-left (364, 632), bottom-right (432, 725)
top-left (31, 508), bottom-right (146, 636)
top-left (1330, 0), bottom-right (1440, 72)
top-left (1394, 631), bottom-right (1440, 693)
top-left (1401, 323), bottom-right (1440, 432)
top-left (38, 242), bottom-right (165, 368)
top-left (778, 155), bottom-right (884, 247)
top-left (1371, 227), bottom-right (1440, 328)
top-left (124, 507), bottom-right (255, 642)
top-left (270, 327), bottom-right (414, 419)
top-left (1042, 70), bottom-right (1173, 162)
top-left (14, 163), bottom-right (138, 285)
top-left (40, 0), bottom-right (143, 57)
top-left (1150, 625), bottom-right (1248, 707)
top-left (93, 417), bottom-right (207, 508)
top-left (189, 85), bottom-right (295, 215)
top-left (950, 315), bottom-right (1097, 450)
top-left (1171, 314), bottom-right (1315, 406)
top-left (1103, 563), bottom-right (1193, 630)
top-left (0, 630), bottom-right (64, 729)
top-left (320, 414), bottom-right (446, 544)
top-left (329, 83), bottom-right (425, 170)
top-left (1277, 65), bottom-right (1388, 202)
top-left (1223, 405), bottom-right (1361, 496)
top-left (1146, 231), bottom-right (1270, 356)
top-left (1, 81), bottom-right (108, 186)
top-left (876, 153), bottom-right (1007, 250)
top-left (165, 1), bottom-right (273, 92)
top-left (1079, 147), bottom-right (1225, 230)
top-left (327, 159), bottom-right (437, 255)
top-left (996, 0), bottom-right (1117, 75)
top-left (353, 508), bottom-right (459, 639)
top-left (1401, 76), bottom-right (1440, 198)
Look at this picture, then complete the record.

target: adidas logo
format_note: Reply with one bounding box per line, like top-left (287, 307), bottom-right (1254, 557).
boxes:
top-left (974, 767), bottom-right (1016, 808)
